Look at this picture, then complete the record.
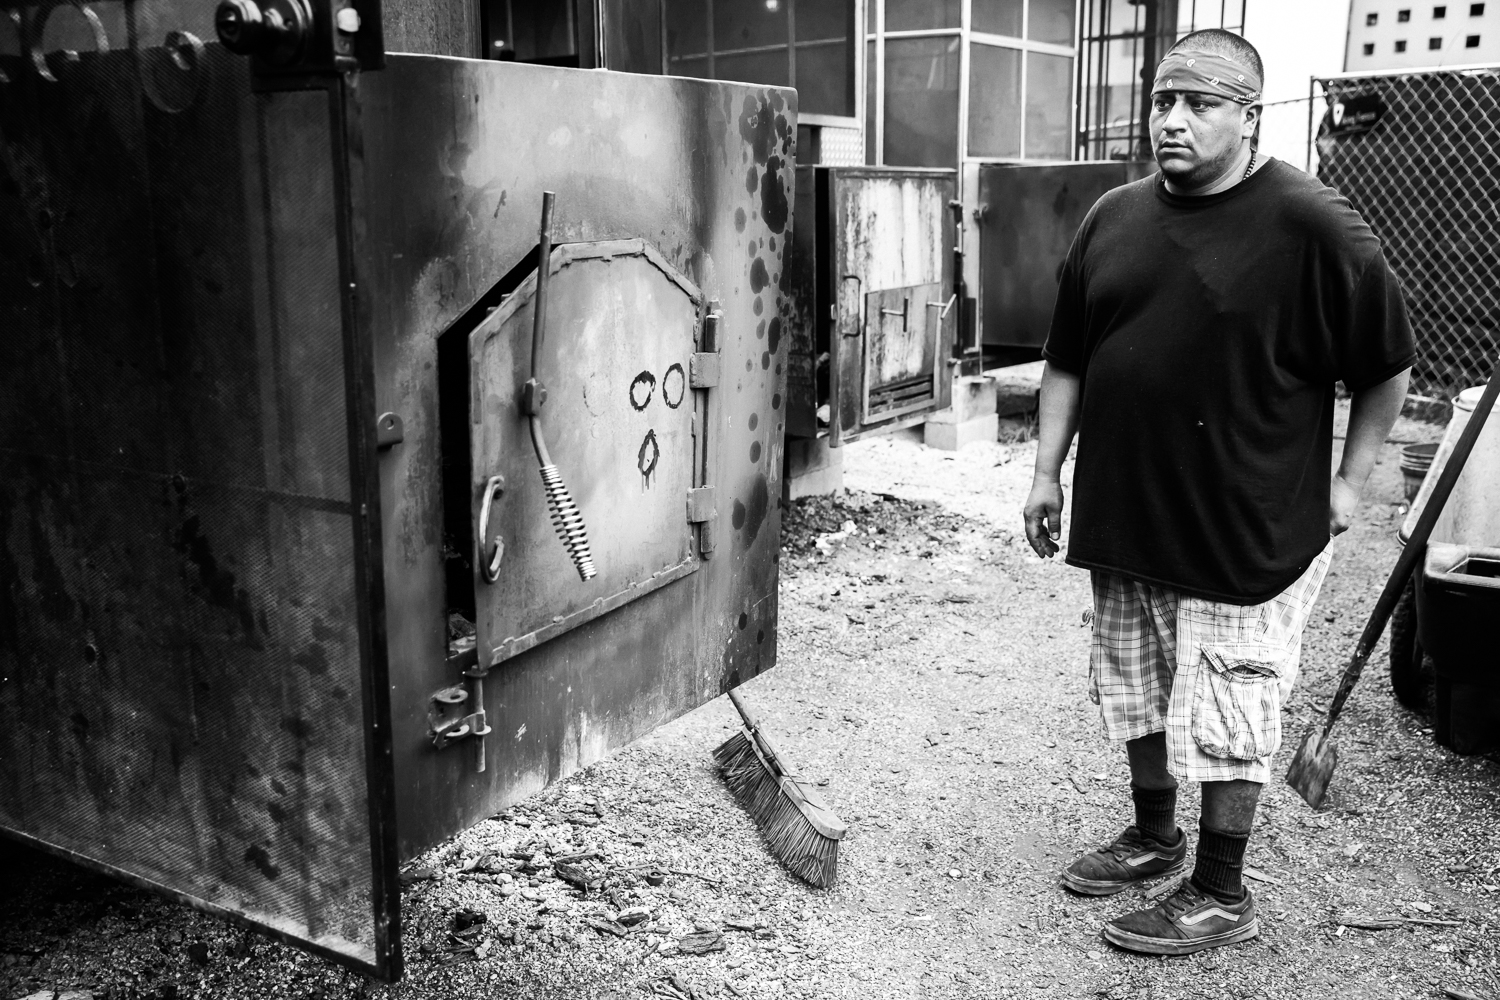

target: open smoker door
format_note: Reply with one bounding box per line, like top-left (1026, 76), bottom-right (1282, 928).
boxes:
top-left (828, 167), bottom-right (956, 442)
top-left (466, 241), bottom-right (709, 669)
top-left (0, 13), bottom-right (401, 980)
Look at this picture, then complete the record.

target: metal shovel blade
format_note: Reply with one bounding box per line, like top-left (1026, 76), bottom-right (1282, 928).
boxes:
top-left (1285, 728), bottom-right (1338, 809)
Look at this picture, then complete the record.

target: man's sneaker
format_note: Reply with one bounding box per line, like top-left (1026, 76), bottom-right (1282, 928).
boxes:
top-left (1061, 826), bottom-right (1187, 895)
top-left (1101, 880), bottom-right (1259, 955)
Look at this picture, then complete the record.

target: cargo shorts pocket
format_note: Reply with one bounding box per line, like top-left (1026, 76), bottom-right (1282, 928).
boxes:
top-left (1191, 645), bottom-right (1286, 761)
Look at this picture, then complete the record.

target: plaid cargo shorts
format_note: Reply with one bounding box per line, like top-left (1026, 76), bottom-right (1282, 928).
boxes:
top-left (1087, 545), bottom-right (1333, 783)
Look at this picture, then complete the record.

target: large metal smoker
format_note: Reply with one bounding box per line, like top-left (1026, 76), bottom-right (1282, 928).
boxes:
top-left (0, 0), bottom-right (793, 980)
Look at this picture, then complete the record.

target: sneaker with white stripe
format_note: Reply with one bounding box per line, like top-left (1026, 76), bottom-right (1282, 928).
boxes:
top-left (1061, 825), bottom-right (1187, 896)
top-left (1101, 880), bottom-right (1259, 955)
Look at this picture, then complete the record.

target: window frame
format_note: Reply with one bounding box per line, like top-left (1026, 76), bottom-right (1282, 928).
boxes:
top-left (664, 0), bottom-right (862, 127)
top-left (866, 0), bottom-right (1080, 166)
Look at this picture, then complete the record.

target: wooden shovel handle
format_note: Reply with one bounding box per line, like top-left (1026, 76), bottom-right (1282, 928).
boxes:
top-left (1323, 362), bottom-right (1500, 736)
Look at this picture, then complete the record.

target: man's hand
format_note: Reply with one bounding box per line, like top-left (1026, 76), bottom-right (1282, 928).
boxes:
top-left (1329, 473), bottom-right (1361, 536)
top-left (1024, 477), bottom-right (1065, 558)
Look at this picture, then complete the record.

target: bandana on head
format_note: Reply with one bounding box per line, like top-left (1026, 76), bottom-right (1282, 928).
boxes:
top-left (1152, 49), bottom-right (1262, 104)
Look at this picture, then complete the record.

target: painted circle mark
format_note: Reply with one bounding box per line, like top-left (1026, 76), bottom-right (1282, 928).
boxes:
top-left (629, 371), bottom-right (656, 411)
top-left (662, 363), bottom-right (686, 409)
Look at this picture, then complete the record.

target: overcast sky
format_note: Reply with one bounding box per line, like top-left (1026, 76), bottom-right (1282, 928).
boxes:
top-left (1246, 0), bottom-right (1351, 169)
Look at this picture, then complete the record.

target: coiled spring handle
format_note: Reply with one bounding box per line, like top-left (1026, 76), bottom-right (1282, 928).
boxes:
top-left (525, 192), bottom-right (596, 582)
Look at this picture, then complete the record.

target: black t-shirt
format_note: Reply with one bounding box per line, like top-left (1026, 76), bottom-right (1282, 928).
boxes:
top-left (1043, 159), bottom-right (1416, 604)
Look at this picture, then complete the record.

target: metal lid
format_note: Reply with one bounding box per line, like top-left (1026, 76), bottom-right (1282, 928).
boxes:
top-left (1455, 383), bottom-right (1498, 413)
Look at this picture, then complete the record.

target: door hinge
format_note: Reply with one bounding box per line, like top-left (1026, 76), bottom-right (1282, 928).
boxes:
top-left (686, 486), bottom-right (716, 524)
top-left (689, 352), bottom-right (721, 388)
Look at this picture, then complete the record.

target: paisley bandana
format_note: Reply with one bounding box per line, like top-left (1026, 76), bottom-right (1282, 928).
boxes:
top-left (1152, 49), bottom-right (1263, 104)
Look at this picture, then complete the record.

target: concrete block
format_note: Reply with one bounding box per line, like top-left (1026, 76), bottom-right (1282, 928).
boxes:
top-left (782, 436), bottom-right (844, 500)
top-left (947, 374), bottom-right (998, 422)
top-left (989, 359), bottom-right (1045, 417)
top-left (924, 413), bottom-right (999, 451)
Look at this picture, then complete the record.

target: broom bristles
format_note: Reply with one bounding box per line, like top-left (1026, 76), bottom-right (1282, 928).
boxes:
top-left (713, 730), bottom-right (841, 888)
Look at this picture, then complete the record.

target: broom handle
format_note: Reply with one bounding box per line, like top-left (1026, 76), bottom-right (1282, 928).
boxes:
top-left (1321, 361), bottom-right (1500, 739)
top-left (726, 687), bottom-right (790, 779)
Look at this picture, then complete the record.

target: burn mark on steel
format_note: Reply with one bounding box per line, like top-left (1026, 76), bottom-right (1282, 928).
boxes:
top-left (772, 392), bottom-right (782, 410)
top-left (172, 496), bottom-right (260, 650)
top-left (756, 320), bottom-right (765, 340)
top-left (753, 298), bottom-right (763, 316)
top-left (295, 643), bottom-right (329, 676)
top-left (731, 499), bottom-right (746, 530)
top-left (735, 208), bottom-right (747, 233)
top-left (662, 364), bottom-right (686, 409)
top-left (739, 94), bottom-right (776, 164)
top-left (760, 155), bottom-right (789, 234)
top-left (742, 474), bottom-right (770, 545)
top-left (745, 166), bottom-right (758, 195)
top-left (629, 371), bottom-right (657, 411)
top-left (757, 629), bottom-right (765, 644)
top-left (280, 717), bottom-right (312, 742)
top-left (749, 258), bottom-right (769, 293)
top-left (311, 619), bottom-right (339, 642)
top-left (637, 430), bottom-right (660, 487)
top-left (761, 352), bottom-right (771, 370)
top-left (244, 844), bottom-right (281, 880)
top-left (749, 441), bottom-right (762, 463)
top-left (767, 316), bottom-right (782, 353)
top-left (271, 778), bottom-right (288, 796)
top-left (749, 413), bottom-right (759, 430)
top-left (70, 712), bottom-right (89, 742)
top-left (267, 802), bottom-right (287, 824)
top-left (737, 613), bottom-right (748, 630)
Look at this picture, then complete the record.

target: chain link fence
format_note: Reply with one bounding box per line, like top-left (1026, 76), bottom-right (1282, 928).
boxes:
top-left (1314, 67), bottom-right (1500, 402)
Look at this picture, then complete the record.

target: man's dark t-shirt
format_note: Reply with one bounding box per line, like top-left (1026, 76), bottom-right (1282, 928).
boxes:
top-left (1043, 158), bottom-right (1415, 604)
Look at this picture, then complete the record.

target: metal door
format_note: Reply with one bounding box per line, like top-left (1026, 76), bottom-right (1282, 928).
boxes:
top-left (977, 161), bottom-right (1156, 348)
top-left (0, 7), bottom-right (399, 979)
top-left (862, 282), bottom-right (945, 421)
top-left (467, 240), bottom-right (706, 665)
top-left (827, 166), bottom-right (956, 442)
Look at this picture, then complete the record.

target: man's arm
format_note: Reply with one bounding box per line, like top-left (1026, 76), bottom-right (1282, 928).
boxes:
top-left (1331, 367), bottom-right (1411, 535)
top-left (1024, 362), bottom-right (1083, 558)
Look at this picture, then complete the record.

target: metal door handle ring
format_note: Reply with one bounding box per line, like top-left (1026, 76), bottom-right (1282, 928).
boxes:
top-left (478, 474), bottom-right (505, 584)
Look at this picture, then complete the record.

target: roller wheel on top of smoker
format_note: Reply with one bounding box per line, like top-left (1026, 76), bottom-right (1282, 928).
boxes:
top-left (1388, 578), bottom-right (1434, 711)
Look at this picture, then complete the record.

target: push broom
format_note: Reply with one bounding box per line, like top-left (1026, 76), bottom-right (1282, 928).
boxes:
top-left (1286, 358), bottom-right (1500, 808)
top-left (713, 688), bottom-right (846, 887)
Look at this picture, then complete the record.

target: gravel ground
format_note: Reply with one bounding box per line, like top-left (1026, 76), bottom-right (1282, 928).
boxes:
top-left (4, 402), bottom-right (1498, 1000)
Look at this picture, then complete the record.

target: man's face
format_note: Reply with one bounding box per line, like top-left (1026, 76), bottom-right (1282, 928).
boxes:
top-left (1149, 90), bottom-right (1256, 188)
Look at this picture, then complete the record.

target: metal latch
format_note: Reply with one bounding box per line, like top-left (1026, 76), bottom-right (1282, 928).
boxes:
top-left (880, 296), bottom-right (911, 332)
top-left (427, 637), bottom-right (494, 770)
top-left (689, 352), bottom-right (721, 388)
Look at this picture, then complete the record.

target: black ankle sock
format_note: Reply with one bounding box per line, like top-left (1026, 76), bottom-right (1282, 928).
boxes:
top-left (1192, 821), bottom-right (1250, 902)
top-left (1130, 784), bottom-right (1178, 844)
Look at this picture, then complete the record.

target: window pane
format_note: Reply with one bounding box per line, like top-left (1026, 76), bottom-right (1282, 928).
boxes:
top-left (883, 35), bottom-right (960, 167)
top-left (670, 55), bottom-right (709, 77)
top-left (1025, 50), bottom-right (1073, 159)
top-left (1029, 0), bottom-right (1075, 44)
top-left (664, 0), bottom-right (706, 57)
top-left (716, 48), bottom-right (790, 86)
top-left (798, 0), bottom-right (853, 42)
top-left (972, 0), bottom-right (1022, 37)
top-left (797, 38), bottom-right (853, 115)
top-left (717, 0), bottom-right (787, 51)
top-left (967, 43), bottom-right (1022, 158)
top-left (886, 0), bottom-right (960, 31)
top-left (866, 38), bottom-right (877, 162)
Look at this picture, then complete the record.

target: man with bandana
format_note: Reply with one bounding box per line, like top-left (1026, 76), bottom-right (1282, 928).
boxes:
top-left (1023, 30), bottom-right (1414, 954)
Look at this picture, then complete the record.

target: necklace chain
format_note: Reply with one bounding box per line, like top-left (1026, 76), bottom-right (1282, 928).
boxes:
top-left (1242, 148), bottom-right (1257, 181)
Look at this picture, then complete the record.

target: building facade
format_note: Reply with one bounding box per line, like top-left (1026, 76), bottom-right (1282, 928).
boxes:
top-left (1345, 0), bottom-right (1500, 69)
